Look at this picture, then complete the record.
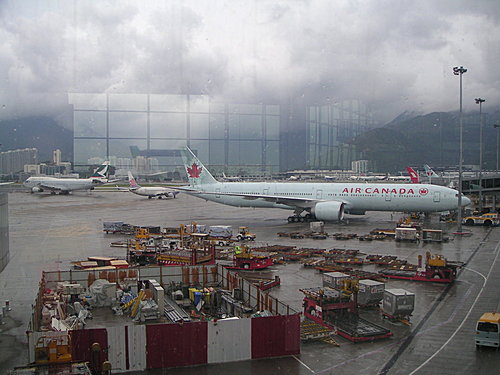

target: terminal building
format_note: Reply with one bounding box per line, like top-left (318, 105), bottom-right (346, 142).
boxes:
top-left (69, 93), bottom-right (375, 176)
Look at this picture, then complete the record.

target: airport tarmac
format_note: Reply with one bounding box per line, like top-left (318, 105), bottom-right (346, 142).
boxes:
top-left (0, 190), bottom-right (499, 374)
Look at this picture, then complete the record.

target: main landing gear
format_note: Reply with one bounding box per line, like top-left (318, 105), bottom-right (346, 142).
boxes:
top-left (287, 214), bottom-right (313, 223)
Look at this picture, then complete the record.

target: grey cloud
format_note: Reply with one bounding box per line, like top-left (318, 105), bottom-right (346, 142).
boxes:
top-left (0, 0), bottom-right (499, 125)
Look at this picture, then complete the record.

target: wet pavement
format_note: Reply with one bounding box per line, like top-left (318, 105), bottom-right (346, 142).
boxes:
top-left (0, 190), bottom-right (499, 374)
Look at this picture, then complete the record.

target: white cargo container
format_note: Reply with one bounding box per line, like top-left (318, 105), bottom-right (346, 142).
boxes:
top-left (382, 288), bottom-right (415, 317)
top-left (310, 221), bottom-right (325, 233)
top-left (323, 272), bottom-right (350, 289)
top-left (395, 227), bottom-right (419, 242)
top-left (357, 279), bottom-right (385, 306)
top-left (208, 225), bottom-right (233, 239)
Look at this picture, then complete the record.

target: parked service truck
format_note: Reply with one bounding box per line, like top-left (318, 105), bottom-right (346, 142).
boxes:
top-left (476, 312), bottom-right (500, 349)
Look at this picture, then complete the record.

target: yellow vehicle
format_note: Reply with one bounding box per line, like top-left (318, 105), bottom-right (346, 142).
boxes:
top-left (476, 312), bottom-right (500, 349)
top-left (236, 226), bottom-right (256, 241)
top-left (463, 213), bottom-right (499, 227)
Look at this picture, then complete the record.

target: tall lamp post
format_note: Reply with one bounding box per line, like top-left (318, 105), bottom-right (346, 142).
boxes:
top-left (495, 124), bottom-right (500, 172)
top-left (453, 66), bottom-right (467, 233)
top-left (475, 98), bottom-right (485, 212)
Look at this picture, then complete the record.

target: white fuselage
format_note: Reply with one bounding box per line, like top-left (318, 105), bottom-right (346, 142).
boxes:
top-left (129, 186), bottom-right (173, 198)
top-left (23, 176), bottom-right (104, 193)
top-left (189, 181), bottom-right (468, 213)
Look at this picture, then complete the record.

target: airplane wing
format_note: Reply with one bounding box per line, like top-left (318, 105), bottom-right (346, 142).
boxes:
top-left (36, 183), bottom-right (67, 192)
top-left (0, 182), bottom-right (15, 185)
top-left (174, 186), bottom-right (333, 209)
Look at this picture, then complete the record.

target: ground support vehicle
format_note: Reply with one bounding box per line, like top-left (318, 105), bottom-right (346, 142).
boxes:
top-left (475, 312), bottom-right (500, 349)
top-left (300, 287), bottom-right (392, 342)
top-left (103, 221), bottom-right (134, 234)
top-left (463, 213), bottom-right (500, 226)
top-left (380, 252), bottom-right (463, 283)
top-left (236, 226), bottom-right (256, 241)
top-left (224, 246), bottom-right (273, 270)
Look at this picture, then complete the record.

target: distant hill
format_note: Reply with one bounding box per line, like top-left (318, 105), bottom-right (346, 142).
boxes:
top-left (0, 116), bottom-right (73, 162)
top-left (352, 110), bottom-right (500, 172)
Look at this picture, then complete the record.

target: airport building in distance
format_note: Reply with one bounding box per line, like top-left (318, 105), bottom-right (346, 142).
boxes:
top-left (69, 93), bottom-right (375, 175)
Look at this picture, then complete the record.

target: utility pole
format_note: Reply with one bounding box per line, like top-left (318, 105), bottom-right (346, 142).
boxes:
top-left (453, 66), bottom-right (467, 233)
top-left (475, 98), bottom-right (485, 212)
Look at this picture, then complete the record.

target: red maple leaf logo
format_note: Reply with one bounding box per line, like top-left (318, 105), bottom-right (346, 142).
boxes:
top-left (419, 188), bottom-right (429, 196)
top-left (187, 163), bottom-right (202, 178)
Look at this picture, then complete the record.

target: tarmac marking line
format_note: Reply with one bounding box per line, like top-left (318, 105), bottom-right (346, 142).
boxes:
top-left (292, 355), bottom-right (315, 373)
top-left (407, 236), bottom-right (499, 375)
top-left (378, 228), bottom-right (494, 375)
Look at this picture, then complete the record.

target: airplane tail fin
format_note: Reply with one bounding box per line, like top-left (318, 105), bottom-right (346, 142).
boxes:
top-left (127, 171), bottom-right (141, 189)
top-left (91, 161), bottom-right (110, 179)
top-left (180, 147), bottom-right (219, 187)
top-left (424, 165), bottom-right (438, 177)
top-left (407, 167), bottom-right (420, 184)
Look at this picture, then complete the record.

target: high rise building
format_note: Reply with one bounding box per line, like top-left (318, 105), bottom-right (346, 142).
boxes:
top-left (53, 149), bottom-right (62, 165)
top-left (0, 148), bottom-right (38, 175)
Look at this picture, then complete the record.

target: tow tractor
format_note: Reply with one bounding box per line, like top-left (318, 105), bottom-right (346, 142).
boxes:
top-left (463, 213), bottom-right (500, 226)
top-left (224, 245), bottom-right (273, 270)
top-left (236, 226), bottom-right (256, 241)
top-left (380, 251), bottom-right (464, 283)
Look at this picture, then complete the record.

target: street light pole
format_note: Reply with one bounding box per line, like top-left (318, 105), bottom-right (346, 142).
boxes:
top-left (495, 124), bottom-right (500, 172)
top-left (475, 98), bottom-right (485, 212)
top-left (453, 66), bottom-right (467, 233)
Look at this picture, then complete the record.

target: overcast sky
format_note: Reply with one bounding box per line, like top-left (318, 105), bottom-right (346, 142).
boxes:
top-left (1, 0), bottom-right (499, 125)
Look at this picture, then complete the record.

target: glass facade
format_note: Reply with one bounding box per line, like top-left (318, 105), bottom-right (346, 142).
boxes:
top-left (306, 99), bottom-right (374, 170)
top-left (69, 93), bottom-right (280, 175)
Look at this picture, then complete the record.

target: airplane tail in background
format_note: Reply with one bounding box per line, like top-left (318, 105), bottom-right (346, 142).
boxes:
top-left (127, 171), bottom-right (141, 189)
top-left (180, 147), bottom-right (219, 187)
top-left (91, 161), bottom-right (110, 179)
top-left (407, 167), bottom-right (420, 184)
top-left (424, 165), bottom-right (439, 178)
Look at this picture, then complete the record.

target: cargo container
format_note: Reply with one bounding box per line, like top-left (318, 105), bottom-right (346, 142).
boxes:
top-left (395, 227), bottom-right (419, 242)
top-left (310, 221), bottom-right (325, 233)
top-left (382, 288), bottom-right (415, 320)
top-left (207, 225), bottom-right (233, 239)
top-left (357, 279), bottom-right (385, 306)
top-left (322, 272), bottom-right (350, 289)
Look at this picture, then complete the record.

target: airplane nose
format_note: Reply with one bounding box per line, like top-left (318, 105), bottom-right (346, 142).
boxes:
top-left (462, 195), bottom-right (471, 207)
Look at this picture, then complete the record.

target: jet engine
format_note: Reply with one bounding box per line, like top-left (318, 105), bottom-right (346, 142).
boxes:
top-left (311, 201), bottom-right (345, 221)
top-left (31, 187), bottom-right (43, 193)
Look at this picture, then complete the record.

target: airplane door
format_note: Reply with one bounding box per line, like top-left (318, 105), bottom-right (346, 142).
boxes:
top-left (385, 194), bottom-right (391, 201)
top-left (316, 189), bottom-right (323, 199)
top-left (263, 188), bottom-right (269, 195)
top-left (216, 188), bottom-right (221, 199)
top-left (433, 191), bottom-right (440, 202)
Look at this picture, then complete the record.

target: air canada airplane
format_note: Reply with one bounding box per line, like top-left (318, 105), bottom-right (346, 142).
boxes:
top-left (125, 171), bottom-right (179, 199)
top-left (179, 148), bottom-right (471, 222)
top-left (23, 162), bottom-right (114, 195)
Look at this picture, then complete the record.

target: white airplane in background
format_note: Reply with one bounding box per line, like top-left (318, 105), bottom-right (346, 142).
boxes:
top-left (222, 172), bottom-right (242, 182)
top-left (125, 171), bottom-right (179, 199)
top-left (424, 164), bottom-right (439, 183)
top-left (23, 162), bottom-right (116, 195)
top-left (178, 147), bottom-right (471, 223)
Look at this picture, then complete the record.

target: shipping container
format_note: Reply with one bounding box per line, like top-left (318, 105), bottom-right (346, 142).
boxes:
top-left (208, 225), bottom-right (233, 239)
top-left (357, 279), bottom-right (385, 306)
top-left (322, 272), bottom-right (350, 289)
top-left (382, 288), bottom-right (415, 317)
